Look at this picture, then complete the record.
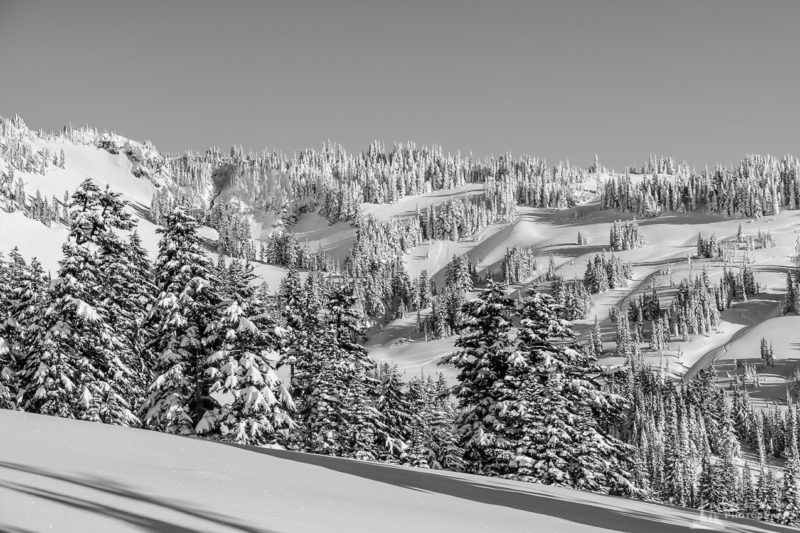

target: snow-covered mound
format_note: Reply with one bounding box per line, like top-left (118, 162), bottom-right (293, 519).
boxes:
top-left (0, 410), bottom-right (787, 533)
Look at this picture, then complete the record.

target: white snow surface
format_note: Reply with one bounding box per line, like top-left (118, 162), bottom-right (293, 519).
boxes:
top-left (19, 139), bottom-right (157, 207)
top-left (0, 410), bottom-right (789, 533)
top-left (0, 211), bottom-right (68, 273)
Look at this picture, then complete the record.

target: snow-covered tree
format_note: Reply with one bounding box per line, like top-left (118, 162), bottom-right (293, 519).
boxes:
top-left (511, 291), bottom-right (634, 494)
top-left (445, 281), bottom-right (518, 475)
top-left (143, 207), bottom-right (224, 435)
top-left (212, 260), bottom-right (295, 446)
top-left (18, 179), bottom-right (138, 426)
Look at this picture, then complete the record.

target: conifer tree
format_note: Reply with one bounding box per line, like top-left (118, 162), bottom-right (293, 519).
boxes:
top-left (419, 270), bottom-right (432, 309)
top-left (143, 207), bottom-right (223, 435)
top-left (0, 252), bottom-right (15, 408)
top-left (786, 273), bottom-right (799, 314)
top-left (782, 403), bottom-right (800, 525)
top-left (94, 188), bottom-right (156, 411)
top-left (18, 179), bottom-right (138, 425)
top-left (445, 281), bottom-right (518, 475)
top-left (592, 316), bottom-right (603, 356)
top-left (213, 261), bottom-right (295, 446)
top-left (1, 251), bottom-right (46, 395)
top-left (375, 363), bottom-right (414, 461)
top-left (512, 290), bottom-right (634, 494)
top-left (299, 283), bottom-right (383, 459)
top-left (279, 266), bottom-right (307, 385)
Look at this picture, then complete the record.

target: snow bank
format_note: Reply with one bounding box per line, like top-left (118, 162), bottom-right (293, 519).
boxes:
top-left (0, 410), bottom-right (784, 533)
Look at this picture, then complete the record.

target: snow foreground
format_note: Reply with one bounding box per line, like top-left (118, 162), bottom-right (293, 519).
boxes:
top-left (0, 411), bottom-right (792, 533)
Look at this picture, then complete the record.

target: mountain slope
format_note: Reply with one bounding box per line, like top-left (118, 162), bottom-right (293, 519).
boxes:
top-left (3, 113), bottom-right (800, 385)
top-left (0, 410), bottom-right (791, 533)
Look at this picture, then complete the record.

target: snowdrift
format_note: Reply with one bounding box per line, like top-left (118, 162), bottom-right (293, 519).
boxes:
top-left (0, 410), bottom-right (791, 533)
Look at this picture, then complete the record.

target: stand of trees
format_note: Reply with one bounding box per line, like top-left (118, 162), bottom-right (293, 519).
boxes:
top-left (697, 233), bottom-right (723, 259)
top-left (602, 154), bottom-right (798, 219)
top-left (610, 219), bottom-right (646, 251)
top-left (2, 191), bottom-right (799, 526)
top-left (583, 253), bottom-right (633, 294)
top-left (501, 245), bottom-right (537, 284)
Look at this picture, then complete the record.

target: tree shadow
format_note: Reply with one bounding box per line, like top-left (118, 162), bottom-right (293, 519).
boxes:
top-left (0, 524), bottom-right (39, 533)
top-left (539, 243), bottom-right (610, 259)
top-left (127, 200), bottom-right (152, 223)
top-left (529, 207), bottom-right (734, 229)
top-left (0, 461), bottom-right (278, 533)
top-left (635, 213), bottom-right (735, 227)
top-left (721, 296), bottom-right (783, 327)
top-left (221, 445), bottom-right (792, 533)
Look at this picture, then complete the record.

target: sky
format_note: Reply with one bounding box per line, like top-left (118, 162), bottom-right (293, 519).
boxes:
top-left (1, 0), bottom-right (799, 169)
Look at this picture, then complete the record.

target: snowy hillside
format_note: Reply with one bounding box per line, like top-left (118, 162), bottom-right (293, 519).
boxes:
top-left (0, 409), bottom-right (791, 533)
top-left (7, 0), bottom-right (800, 530)
top-left (6, 113), bottom-right (800, 530)
top-left (3, 114), bottom-right (800, 384)
top-left (0, 116), bottom-right (295, 288)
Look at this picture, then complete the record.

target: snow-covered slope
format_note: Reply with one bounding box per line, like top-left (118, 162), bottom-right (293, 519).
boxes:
top-left (3, 114), bottom-right (800, 384)
top-left (21, 140), bottom-right (157, 207)
top-left (0, 121), bottom-right (164, 270)
top-left (0, 211), bottom-right (68, 274)
top-left (0, 410), bottom-right (789, 533)
top-left (0, 119), bottom-right (291, 286)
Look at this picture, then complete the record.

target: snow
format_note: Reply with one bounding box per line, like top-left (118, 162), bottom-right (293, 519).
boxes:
top-left (5, 122), bottom-right (800, 382)
top-left (702, 315), bottom-right (800, 404)
top-left (0, 409), bottom-right (786, 533)
top-left (715, 316), bottom-right (800, 364)
top-left (361, 183), bottom-right (485, 220)
top-left (0, 211), bottom-right (68, 273)
top-left (291, 211), bottom-right (355, 263)
top-left (197, 226), bottom-right (220, 242)
top-left (75, 299), bottom-right (100, 322)
top-left (18, 140), bottom-right (157, 208)
top-left (368, 333), bottom-right (458, 382)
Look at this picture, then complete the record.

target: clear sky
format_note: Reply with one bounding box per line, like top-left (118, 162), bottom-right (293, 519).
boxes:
top-left (1, 0), bottom-right (799, 169)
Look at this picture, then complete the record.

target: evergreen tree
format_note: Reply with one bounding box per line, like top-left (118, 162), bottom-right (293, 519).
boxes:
top-left (94, 189), bottom-right (156, 411)
top-left (18, 179), bottom-right (138, 426)
top-left (445, 281), bottom-right (518, 475)
top-left (782, 404), bottom-right (800, 525)
top-left (0, 252), bottom-right (15, 408)
top-left (375, 363), bottom-right (414, 461)
top-left (592, 316), bottom-right (603, 356)
top-left (512, 291), bottom-right (634, 494)
top-left (786, 272), bottom-right (799, 314)
top-left (299, 283), bottom-right (384, 459)
top-left (279, 266), bottom-right (307, 386)
top-left (213, 261), bottom-right (295, 446)
top-left (143, 207), bottom-right (224, 435)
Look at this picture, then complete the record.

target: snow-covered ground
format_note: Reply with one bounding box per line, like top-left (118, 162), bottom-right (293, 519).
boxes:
top-left (0, 410), bottom-right (790, 533)
top-left (361, 183), bottom-right (485, 220)
top-left (702, 315), bottom-right (800, 404)
top-left (4, 118), bottom-right (800, 383)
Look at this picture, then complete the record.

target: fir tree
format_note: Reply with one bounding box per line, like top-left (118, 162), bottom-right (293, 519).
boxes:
top-left (143, 207), bottom-right (223, 435)
top-left (18, 179), bottom-right (138, 426)
top-left (94, 190), bottom-right (156, 412)
top-left (445, 281), bottom-right (518, 476)
top-left (299, 283), bottom-right (383, 460)
top-left (782, 403), bottom-right (800, 525)
top-left (213, 262), bottom-right (295, 446)
top-left (512, 290), bottom-right (634, 494)
top-left (375, 363), bottom-right (414, 461)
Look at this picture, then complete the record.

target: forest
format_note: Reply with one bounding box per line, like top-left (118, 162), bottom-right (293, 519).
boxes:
top-left (1, 178), bottom-right (800, 527)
